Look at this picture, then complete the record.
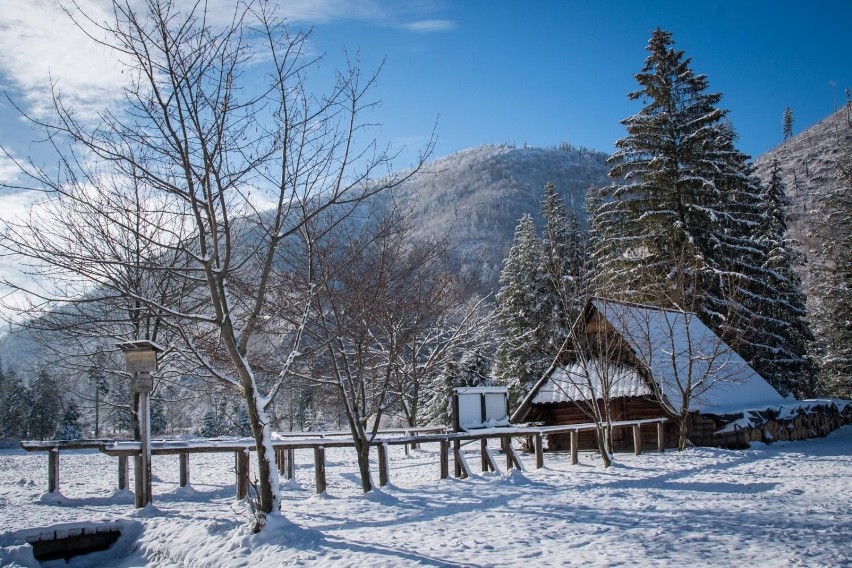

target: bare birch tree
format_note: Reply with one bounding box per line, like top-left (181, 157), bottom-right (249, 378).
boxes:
top-left (0, 0), bottom-right (430, 526)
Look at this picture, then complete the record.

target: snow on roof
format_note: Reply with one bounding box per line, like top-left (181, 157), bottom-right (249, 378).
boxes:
top-left (591, 298), bottom-right (784, 414)
top-left (532, 361), bottom-right (651, 405)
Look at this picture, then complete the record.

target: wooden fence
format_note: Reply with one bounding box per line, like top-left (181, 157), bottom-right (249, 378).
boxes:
top-left (20, 419), bottom-right (668, 501)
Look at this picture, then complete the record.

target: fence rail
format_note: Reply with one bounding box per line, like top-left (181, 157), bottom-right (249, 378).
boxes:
top-left (20, 419), bottom-right (668, 500)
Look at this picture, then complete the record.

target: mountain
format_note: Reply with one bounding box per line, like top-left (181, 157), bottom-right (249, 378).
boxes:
top-left (753, 106), bottom-right (852, 263)
top-left (386, 144), bottom-right (612, 293)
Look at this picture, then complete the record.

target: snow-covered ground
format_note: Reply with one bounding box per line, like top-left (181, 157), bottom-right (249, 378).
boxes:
top-left (2, 427), bottom-right (851, 567)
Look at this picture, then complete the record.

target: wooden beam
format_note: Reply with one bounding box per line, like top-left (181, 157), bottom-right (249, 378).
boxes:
top-left (453, 447), bottom-right (471, 479)
top-left (314, 447), bottom-right (326, 494)
top-left (505, 441), bottom-right (525, 471)
top-left (657, 421), bottom-right (665, 453)
top-left (632, 424), bottom-right (642, 456)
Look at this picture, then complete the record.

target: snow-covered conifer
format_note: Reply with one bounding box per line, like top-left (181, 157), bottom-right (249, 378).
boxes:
top-left (493, 214), bottom-right (552, 407)
top-left (595, 29), bottom-right (784, 380)
top-left (751, 160), bottom-right (815, 396)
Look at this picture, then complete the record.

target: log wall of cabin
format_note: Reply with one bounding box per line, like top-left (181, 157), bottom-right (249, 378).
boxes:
top-left (529, 397), bottom-right (678, 450)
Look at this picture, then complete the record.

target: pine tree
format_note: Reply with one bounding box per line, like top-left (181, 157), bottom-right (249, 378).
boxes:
top-left (151, 396), bottom-right (166, 435)
top-left (28, 370), bottom-right (62, 440)
top-left (595, 28), bottom-right (776, 375)
top-left (422, 358), bottom-right (457, 426)
top-left (783, 107), bottom-right (794, 139)
top-left (56, 402), bottom-right (83, 440)
top-left (493, 214), bottom-right (552, 407)
top-left (750, 160), bottom-right (815, 396)
top-left (0, 368), bottom-right (31, 439)
top-left (199, 409), bottom-right (224, 438)
top-left (540, 183), bottom-right (588, 340)
top-left (457, 348), bottom-right (491, 387)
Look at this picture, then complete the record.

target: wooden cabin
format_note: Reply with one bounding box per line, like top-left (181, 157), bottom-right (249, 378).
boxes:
top-left (512, 298), bottom-right (785, 450)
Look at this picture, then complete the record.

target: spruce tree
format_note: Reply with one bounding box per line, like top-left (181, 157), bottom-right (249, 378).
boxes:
top-left (28, 370), bottom-right (62, 440)
top-left (595, 29), bottom-right (778, 378)
top-left (56, 403), bottom-right (83, 440)
top-left (493, 214), bottom-right (552, 407)
top-left (541, 183), bottom-right (588, 339)
top-left (752, 160), bottom-right (815, 396)
top-left (783, 107), bottom-right (794, 139)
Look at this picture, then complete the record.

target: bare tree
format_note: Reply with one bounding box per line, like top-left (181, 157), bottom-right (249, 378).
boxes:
top-left (0, 0), bottom-right (430, 526)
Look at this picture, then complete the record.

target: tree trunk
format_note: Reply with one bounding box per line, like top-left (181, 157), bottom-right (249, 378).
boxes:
top-left (354, 438), bottom-right (373, 493)
top-left (596, 425), bottom-right (612, 468)
top-left (677, 416), bottom-right (689, 451)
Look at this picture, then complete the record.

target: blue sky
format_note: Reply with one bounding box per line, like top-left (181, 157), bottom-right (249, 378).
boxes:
top-left (0, 0), bottom-right (850, 178)
top-left (308, 0), bottom-right (852, 162)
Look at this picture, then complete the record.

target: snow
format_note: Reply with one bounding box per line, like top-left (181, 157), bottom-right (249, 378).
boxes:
top-left (2, 428), bottom-right (852, 566)
top-left (532, 362), bottom-right (651, 404)
top-left (592, 298), bottom-right (785, 413)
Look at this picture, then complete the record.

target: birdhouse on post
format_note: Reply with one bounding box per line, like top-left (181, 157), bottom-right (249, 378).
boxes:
top-left (116, 340), bottom-right (163, 508)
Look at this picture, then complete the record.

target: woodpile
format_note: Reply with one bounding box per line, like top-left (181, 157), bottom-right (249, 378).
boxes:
top-left (687, 403), bottom-right (852, 449)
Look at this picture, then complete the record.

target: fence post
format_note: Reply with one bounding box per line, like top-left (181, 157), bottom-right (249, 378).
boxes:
top-left (570, 430), bottom-right (579, 465)
top-left (179, 453), bottom-right (190, 487)
top-left (314, 446), bottom-right (326, 494)
top-left (633, 424), bottom-right (642, 456)
top-left (439, 439), bottom-right (449, 480)
top-left (453, 440), bottom-right (462, 478)
top-left (533, 433), bottom-right (544, 469)
top-left (657, 421), bottom-right (665, 453)
top-left (286, 448), bottom-right (295, 480)
top-left (48, 448), bottom-right (59, 494)
top-left (117, 455), bottom-right (128, 491)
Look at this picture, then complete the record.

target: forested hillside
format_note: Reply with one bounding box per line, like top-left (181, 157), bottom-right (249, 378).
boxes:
top-left (386, 144), bottom-right (611, 292)
top-left (753, 106), bottom-right (852, 269)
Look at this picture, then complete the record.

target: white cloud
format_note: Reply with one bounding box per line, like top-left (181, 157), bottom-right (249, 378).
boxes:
top-left (0, 0), bottom-right (128, 120)
top-left (402, 19), bottom-right (456, 33)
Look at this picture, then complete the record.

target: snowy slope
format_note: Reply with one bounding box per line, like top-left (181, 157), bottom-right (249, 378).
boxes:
top-left (383, 144), bottom-right (611, 293)
top-left (2, 427), bottom-right (851, 567)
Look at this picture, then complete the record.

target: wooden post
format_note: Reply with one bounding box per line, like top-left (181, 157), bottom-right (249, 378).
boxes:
top-left (657, 421), bottom-right (665, 453)
top-left (314, 446), bottom-right (326, 494)
top-left (286, 448), bottom-right (295, 480)
top-left (48, 448), bottom-right (59, 494)
top-left (235, 450), bottom-right (249, 500)
top-left (570, 430), bottom-right (579, 465)
top-left (179, 453), bottom-right (190, 487)
top-left (632, 424), bottom-right (642, 456)
top-left (275, 448), bottom-right (284, 474)
top-left (480, 439), bottom-right (490, 472)
top-left (503, 436), bottom-right (513, 471)
top-left (453, 440), bottom-right (462, 478)
top-left (439, 439), bottom-right (449, 479)
top-left (378, 443), bottom-right (389, 487)
top-left (533, 433), bottom-right (544, 469)
top-left (118, 455), bottom-right (128, 491)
